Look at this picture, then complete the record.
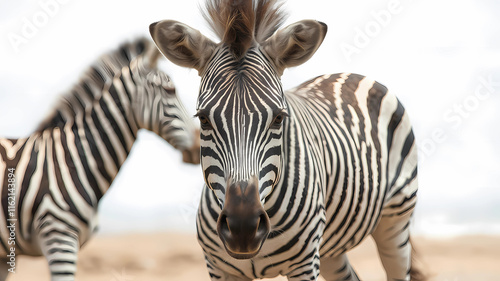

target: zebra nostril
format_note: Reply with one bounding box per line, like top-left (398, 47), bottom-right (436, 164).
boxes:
top-left (218, 213), bottom-right (231, 237)
top-left (256, 213), bottom-right (270, 238)
top-left (225, 217), bottom-right (232, 234)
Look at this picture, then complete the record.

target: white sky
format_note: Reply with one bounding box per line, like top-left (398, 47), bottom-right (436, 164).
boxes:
top-left (0, 0), bottom-right (499, 237)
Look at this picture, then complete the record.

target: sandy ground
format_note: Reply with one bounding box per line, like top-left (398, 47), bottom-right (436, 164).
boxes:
top-left (6, 233), bottom-right (500, 281)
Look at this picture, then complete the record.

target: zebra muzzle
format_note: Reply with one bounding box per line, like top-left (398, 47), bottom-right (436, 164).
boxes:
top-left (217, 177), bottom-right (270, 259)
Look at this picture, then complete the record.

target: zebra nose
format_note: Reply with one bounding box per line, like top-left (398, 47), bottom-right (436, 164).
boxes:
top-left (217, 210), bottom-right (270, 259)
top-left (216, 178), bottom-right (270, 259)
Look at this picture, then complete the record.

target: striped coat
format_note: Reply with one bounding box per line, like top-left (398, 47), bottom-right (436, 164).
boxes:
top-left (196, 73), bottom-right (418, 280)
top-left (0, 38), bottom-right (199, 280)
top-left (150, 0), bottom-right (422, 280)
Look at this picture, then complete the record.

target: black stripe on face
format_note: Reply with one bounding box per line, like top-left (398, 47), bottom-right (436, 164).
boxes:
top-left (196, 46), bottom-right (287, 199)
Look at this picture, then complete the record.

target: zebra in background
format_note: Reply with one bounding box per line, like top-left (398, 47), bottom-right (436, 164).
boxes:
top-left (0, 38), bottom-right (199, 280)
top-left (150, 0), bottom-right (424, 280)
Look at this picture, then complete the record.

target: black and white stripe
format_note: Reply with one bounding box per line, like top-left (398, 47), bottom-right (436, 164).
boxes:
top-left (150, 0), bottom-right (421, 280)
top-left (197, 71), bottom-right (418, 281)
top-left (0, 38), bottom-right (198, 280)
top-left (196, 47), bottom-right (286, 200)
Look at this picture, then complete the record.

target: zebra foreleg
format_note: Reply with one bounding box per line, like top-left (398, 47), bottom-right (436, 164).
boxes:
top-left (0, 258), bottom-right (11, 281)
top-left (371, 211), bottom-right (413, 281)
top-left (37, 229), bottom-right (80, 281)
top-left (319, 254), bottom-right (360, 281)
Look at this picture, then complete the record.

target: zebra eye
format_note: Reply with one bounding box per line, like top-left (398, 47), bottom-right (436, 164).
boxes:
top-left (198, 115), bottom-right (212, 129)
top-left (273, 114), bottom-right (285, 126)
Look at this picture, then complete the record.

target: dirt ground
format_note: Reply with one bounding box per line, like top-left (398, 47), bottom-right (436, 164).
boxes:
top-left (7, 233), bottom-right (500, 280)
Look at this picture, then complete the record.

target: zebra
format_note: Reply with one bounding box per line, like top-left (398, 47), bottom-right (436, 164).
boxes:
top-left (150, 0), bottom-right (423, 280)
top-left (0, 38), bottom-right (199, 280)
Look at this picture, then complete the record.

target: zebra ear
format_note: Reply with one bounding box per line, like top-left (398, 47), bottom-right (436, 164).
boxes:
top-left (150, 20), bottom-right (217, 75)
top-left (261, 20), bottom-right (327, 76)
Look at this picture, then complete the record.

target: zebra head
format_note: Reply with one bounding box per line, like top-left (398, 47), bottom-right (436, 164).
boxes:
top-left (133, 64), bottom-right (200, 164)
top-left (150, 0), bottom-right (326, 259)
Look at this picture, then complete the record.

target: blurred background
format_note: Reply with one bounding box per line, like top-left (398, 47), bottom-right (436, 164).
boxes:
top-left (1, 0), bottom-right (499, 280)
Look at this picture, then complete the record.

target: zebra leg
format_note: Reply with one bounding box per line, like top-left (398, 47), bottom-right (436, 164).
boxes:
top-left (0, 258), bottom-right (10, 281)
top-left (320, 254), bottom-right (360, 281)
top-left (37, 228), bottom-right (80, 281)
top-left (371, 210), bottom-right (413, 281)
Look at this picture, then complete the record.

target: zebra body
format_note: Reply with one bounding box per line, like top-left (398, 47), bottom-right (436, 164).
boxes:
top-left (151, 0), bottom-right (421, 280)
top-left (0, 39), bottom-right (198, 280)
top-left (197, 72), bottom-right (417, 280)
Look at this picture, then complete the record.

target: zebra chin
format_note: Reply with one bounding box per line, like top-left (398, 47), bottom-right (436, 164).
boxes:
top-left (223, 246), bottom-right (264, 260)
top-left (216, 176), bottom-right (271, 259)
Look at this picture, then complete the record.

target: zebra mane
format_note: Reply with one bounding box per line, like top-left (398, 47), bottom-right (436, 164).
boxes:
top-left (203, 0), bottom-right (287, 59)
top-left (35, 38), bottom-right (159, 133)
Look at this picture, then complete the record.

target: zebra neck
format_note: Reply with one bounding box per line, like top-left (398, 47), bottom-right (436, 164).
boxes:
top-left (76, 73), bottom-right (141, 196)
top-left (45, 72), bottom-right (141, 197)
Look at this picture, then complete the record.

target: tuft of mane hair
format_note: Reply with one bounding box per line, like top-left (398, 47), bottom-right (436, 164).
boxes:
top-left (203, 0), bottom-right (287, 59)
